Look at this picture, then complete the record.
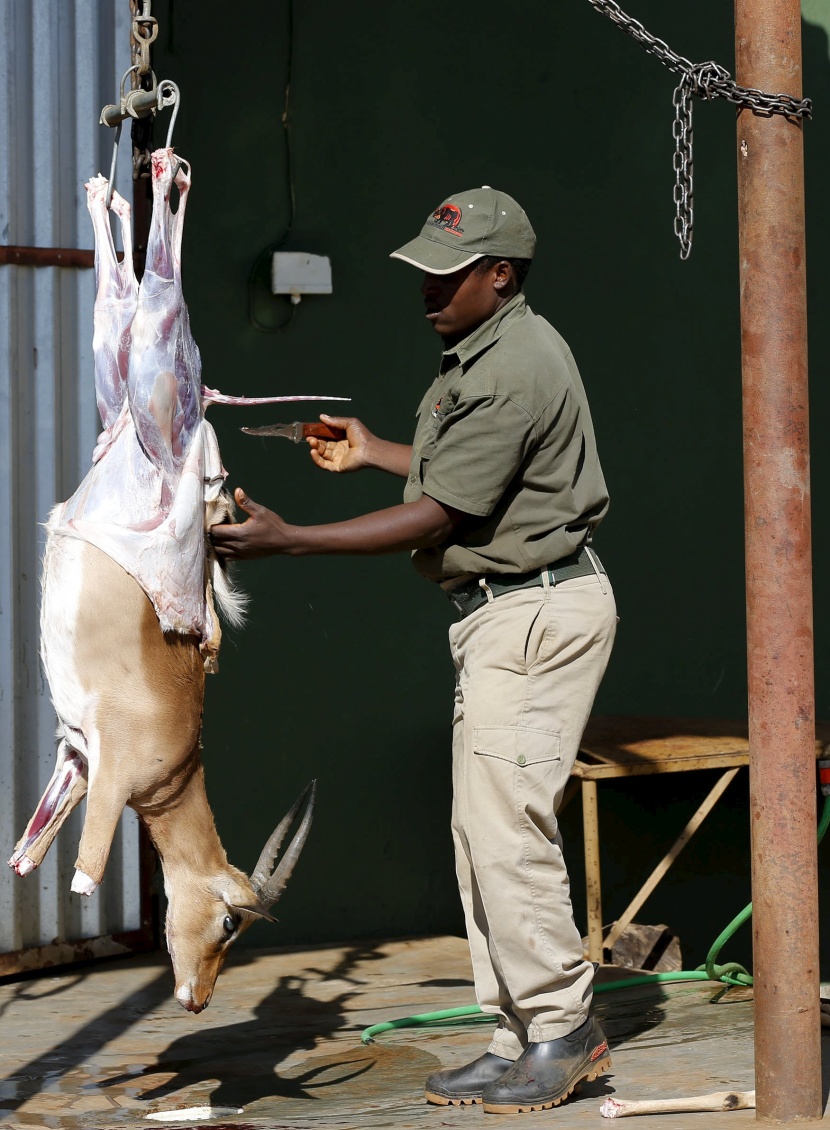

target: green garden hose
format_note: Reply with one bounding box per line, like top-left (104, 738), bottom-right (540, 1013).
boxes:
top-left (361, 794), bottom-right (830, 1044)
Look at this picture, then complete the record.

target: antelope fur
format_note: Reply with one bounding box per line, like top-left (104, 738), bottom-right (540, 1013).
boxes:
top-left (9, 498), bottom-right (311, 1013)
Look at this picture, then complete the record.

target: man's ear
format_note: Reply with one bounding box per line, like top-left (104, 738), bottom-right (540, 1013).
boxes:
top-left (492, 260), bottom-right (513, 291)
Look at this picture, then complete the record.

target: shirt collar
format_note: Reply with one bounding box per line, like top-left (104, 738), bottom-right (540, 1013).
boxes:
top-left (441, 292), bottom-right (527, 370)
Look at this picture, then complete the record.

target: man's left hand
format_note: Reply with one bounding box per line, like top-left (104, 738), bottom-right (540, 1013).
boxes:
top-left (210, 488), bottom-right (292, 560)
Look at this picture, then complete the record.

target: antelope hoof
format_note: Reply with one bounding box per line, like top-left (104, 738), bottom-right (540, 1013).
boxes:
top-left (8, 853), bottom-right (36, 876)
top-left (71, 869), bottom-right (98, 896)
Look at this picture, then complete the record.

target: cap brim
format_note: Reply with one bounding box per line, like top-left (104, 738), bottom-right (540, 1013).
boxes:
top-left (389, 234), bottom-right (483, 275)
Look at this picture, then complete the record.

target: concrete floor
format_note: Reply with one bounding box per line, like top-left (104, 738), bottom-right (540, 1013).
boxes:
top-left (0, 935), bottom-right (826, 1130)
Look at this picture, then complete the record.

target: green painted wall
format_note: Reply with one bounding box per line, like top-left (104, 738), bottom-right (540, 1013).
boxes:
top-left (150, 1), bottom-right (830, 972)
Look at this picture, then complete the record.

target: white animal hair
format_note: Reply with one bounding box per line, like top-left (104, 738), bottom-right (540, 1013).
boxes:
top-left (206, 489), bottom-right (248, 629)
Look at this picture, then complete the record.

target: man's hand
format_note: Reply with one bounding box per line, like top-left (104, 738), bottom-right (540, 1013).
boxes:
top-left (307, 414), bottom-right (413, 478)
top-left (210, 489), bottom-right (293, 560)
top-left (307, 415), bottom-right (373, 473)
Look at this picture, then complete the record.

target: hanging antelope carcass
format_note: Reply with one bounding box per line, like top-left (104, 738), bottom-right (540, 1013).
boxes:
top-left (8, 150), bottom-right (340, 1013)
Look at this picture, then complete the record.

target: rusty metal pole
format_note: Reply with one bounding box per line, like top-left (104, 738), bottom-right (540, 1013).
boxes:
top-left (734, 2), bottom-right (821, 1122)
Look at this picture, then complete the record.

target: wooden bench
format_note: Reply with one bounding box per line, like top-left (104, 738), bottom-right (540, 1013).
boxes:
top-left (564, 716), bottom-right (830, 962)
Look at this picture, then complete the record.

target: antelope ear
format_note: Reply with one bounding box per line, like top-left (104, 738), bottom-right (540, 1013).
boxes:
top-left (225, 896), bottom-right (278, 923)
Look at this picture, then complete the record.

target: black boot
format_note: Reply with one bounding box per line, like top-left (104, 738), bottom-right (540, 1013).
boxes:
top-left (481, 1016), bottom-right (611, 1114)
top-left (425, 1051), bottom-right (514, 1106)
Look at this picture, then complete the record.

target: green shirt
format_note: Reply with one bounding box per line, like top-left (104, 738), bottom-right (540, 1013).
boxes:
top-left (403, 292), bottom-right (609, 581)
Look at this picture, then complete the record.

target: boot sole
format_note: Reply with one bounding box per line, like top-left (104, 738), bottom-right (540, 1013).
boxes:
top-left (481, 1054), bottom-right (612, 1115)
top-left (425, 1090), bottom-right (482, 1106)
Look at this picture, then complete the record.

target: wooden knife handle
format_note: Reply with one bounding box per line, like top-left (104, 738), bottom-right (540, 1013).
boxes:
top-left (301, 423), bottom-right (347, 440)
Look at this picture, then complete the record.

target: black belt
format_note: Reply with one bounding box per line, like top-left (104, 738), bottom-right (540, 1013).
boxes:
top-left (445, 547), bottom-right (606, 619)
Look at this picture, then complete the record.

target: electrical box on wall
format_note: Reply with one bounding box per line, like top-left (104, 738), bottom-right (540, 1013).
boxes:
top-left (271, 252), bottom-right (333, 304)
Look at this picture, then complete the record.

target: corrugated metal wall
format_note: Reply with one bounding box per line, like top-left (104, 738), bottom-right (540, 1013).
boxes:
top-left (0, 1), bottom-right (152, 971)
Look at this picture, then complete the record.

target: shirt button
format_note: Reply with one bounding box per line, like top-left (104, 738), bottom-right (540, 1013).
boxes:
top-left (409, 474), bottom-right (418, 484)
top-left (517, 754), bottom-right (527, 766)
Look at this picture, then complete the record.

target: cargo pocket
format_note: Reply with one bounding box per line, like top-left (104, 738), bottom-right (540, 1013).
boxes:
top-left (473, 726), bottom-right (561, 768)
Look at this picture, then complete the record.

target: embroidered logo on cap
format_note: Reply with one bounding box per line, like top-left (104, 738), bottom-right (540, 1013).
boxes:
top-left (430, 203), bottom-right (464, 237)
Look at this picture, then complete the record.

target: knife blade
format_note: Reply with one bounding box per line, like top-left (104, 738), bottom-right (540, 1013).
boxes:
top-left (240, 421), bottom-right (347, 443)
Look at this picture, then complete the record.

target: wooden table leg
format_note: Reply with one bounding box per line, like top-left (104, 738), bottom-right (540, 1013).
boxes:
top-left (582, 779), bottom-right (603, 963)
top-left (602, 767), bottom-right (740, 953)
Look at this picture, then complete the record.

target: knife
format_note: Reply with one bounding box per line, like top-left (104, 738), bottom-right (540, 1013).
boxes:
top-left (240, 421), bottom-right (347, 443)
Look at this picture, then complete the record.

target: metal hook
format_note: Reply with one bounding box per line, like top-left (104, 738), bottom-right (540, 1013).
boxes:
top-left (105, 121), bottom-right (123, 211)
top-left (119, 63), bottom-right (141, 105)
top-left (99, 70), bottom-right (181, 206)
top-left (157, 80), bottom-right (181, 149)
top-left (100, 65), bottom-right (159, 128)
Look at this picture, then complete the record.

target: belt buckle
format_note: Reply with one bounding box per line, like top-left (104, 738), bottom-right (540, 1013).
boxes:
top-left (449, 583), bottom-right (475, 618)
top-left (450, 581), bottom-right (486, 619)
top-left (450, 594), bottom-right (465, 617)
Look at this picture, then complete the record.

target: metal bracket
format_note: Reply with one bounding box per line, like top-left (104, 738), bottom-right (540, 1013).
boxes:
top-left (99, 65), bottom-right (159, 128)
top-left (99, 67), bottom-right (182, 209)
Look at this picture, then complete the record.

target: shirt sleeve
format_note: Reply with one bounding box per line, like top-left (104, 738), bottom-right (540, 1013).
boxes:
top-left (421, 392), bottom-right (538, 517)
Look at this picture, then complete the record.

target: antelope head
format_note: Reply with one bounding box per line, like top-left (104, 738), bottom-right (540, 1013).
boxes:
top-left (164, 781), bottom-right (316, 1013)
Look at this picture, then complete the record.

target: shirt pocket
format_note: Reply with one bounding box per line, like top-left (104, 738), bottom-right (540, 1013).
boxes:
top-left (414, 415), bottom-right (440, 465)
top-left (473, 725), bottom-right (561, 767)
top-left (433, 390), bottom-right (458, 426)
top-left (415, 389), bottom-right (433, 417)
top-left (416, 391), bottom-right (461, 471)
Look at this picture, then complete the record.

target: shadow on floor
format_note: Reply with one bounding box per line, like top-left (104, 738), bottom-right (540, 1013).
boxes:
top-left (98, 941), bottom-right (386, 1111)
top-left (0, 959), bottom-right (172, 1110)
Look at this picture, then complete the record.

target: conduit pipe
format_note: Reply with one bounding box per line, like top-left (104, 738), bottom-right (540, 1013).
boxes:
top-left (734, 1), bottom-right (821, 1120)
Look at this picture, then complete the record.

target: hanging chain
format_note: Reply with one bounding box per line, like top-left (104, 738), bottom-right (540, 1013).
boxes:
top-left (129, 0), bottom-right (158, 179)
top-left (130, 0), bottom-right (158, 80)
top-left (585, 0), bottom-right (812, 258)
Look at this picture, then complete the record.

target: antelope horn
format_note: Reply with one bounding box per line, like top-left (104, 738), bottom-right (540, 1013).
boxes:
top-left (250, 780), bottom-right (316, 908)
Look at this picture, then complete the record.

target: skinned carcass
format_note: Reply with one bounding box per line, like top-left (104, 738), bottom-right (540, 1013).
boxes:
top-left (8, 150), bottom-right (329, 1012)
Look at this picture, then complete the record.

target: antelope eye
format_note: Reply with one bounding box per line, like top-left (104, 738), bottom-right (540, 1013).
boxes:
top-left (222, 915), bottom-right (236, 935)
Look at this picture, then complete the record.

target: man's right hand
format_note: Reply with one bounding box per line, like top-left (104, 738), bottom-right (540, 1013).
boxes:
top-left (307, 414), bottom-right (373, 473)
top-left (307, 415), bottom-right (413, 477)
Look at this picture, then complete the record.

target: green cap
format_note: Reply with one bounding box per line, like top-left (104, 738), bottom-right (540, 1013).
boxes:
top-left (390, 186), bottom-right (536, 275)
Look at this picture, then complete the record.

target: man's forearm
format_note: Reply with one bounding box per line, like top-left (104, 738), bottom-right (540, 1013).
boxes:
top-left (210, 491), bottom-right (462, 561)
top-left (364, 438), bottom-right (413, 478)
top-left (283, 496), bottom-right (453, 555)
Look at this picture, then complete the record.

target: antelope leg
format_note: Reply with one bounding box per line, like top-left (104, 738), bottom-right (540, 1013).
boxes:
top-left (8, 741), bottom-right (88, 875)
top-left (73, 761), bottom-right (129, 894)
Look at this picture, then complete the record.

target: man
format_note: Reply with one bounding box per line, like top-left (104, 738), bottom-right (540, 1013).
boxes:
top-left (211, 187), bottom-right (617, 1115)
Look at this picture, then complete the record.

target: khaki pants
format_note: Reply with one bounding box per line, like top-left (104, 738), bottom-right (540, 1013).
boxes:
top-left (448, 571), bottom-right (617, 1060)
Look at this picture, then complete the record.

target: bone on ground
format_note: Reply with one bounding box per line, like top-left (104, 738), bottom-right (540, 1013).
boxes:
top-left (602, 998), bottom-right (830, 1116)
top-left (600, 1089), bottom-right (756, 1118)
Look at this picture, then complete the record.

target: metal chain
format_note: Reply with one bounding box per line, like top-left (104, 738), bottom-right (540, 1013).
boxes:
top-left (129, 0), bottom-right (158, 179)
top-left (585, 0), bottom-right (812, 258)
top-left (129, 0), bottom-right (158, 79)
